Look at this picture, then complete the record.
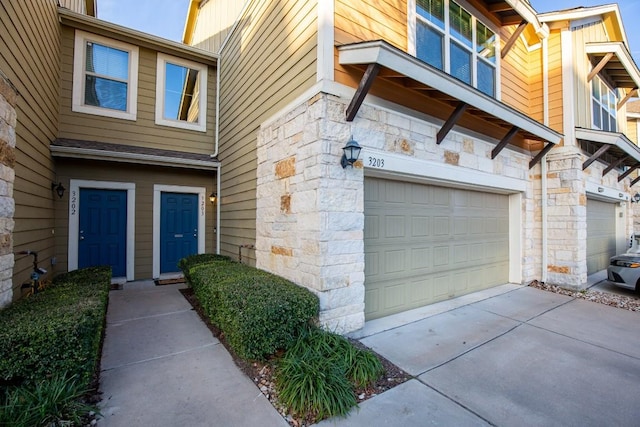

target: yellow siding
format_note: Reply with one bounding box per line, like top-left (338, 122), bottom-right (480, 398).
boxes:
top-left (58, 26), bottom-right (217, 156)
top-left (215, 0), bottom-right (318, 262)
top-left (54, 159), bottom-right (217, 279)
top-left (189, 0), bottom-right (245, 53)
top-left (547, 31), bottom-right (564, 136)
top-left (572, 20), bottom-right (608, 129)
top-left (334, 0), bottom-right (407, 49)
top-left (0, 0), bottom-right (60, 299)
top-left (627, 119), bottom-right (638, 144)
top-left (500, 24), bottom-right (534, 117)
top-left (334, 0), bottom-right (407, 86)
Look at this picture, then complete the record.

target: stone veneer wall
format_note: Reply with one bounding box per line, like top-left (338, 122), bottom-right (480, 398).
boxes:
top-left (256, 92), bottom-right (537, 333)
top-left (545, 146), bottom-right (634, 288)
top-left (0, 73), bottom-right (16, 308)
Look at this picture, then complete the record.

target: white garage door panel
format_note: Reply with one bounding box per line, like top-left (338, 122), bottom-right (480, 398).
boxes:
top-left (586, 199), bottom-right (616, 274)
top-left (364, 177), bottom-right (510, 320)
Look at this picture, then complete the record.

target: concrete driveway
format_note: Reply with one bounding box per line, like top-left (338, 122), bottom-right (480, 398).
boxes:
top-left (317, 285), bottom-right (640, 426)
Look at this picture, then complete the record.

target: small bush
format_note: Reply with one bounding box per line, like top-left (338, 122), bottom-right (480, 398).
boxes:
top-left (275, 327), bottom-right (384, 421)
top-left (180, 254), bottom-right (319, 360)
top-left (0, 266), bottom-right (110, 389)
top-left (0, 373), bottom-right (98, 427)
top-left (177, 253), bottom-right (230, 284)
top-left (276, 345), bottom-right (356, 420)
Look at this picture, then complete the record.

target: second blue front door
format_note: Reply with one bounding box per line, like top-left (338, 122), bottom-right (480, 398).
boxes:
top-left (160, 192), bottom-right (198, 273)
top-left (79, 188), bottom-right (127, 277)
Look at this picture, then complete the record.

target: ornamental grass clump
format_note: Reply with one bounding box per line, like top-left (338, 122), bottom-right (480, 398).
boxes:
top-left (0, 373), bottom-right (98, 427)
top-left (275, 327), bottom-right (384, 422)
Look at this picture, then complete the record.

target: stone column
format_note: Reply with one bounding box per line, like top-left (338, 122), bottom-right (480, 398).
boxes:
top-left (0, 72), bottom-right (16, 308)
top-left (256, 93), bottom-right (365, 333)
top-left (545, 149), bottom-right (586, 288)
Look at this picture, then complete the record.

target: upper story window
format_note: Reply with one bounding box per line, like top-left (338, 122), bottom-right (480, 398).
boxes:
top-left (591, 75), bottom-right (617, 132)
top-left (72, 31), bottom-right (139, 121)
top-left (155, 53), bottom-right (208, 132)
top-left (414, 0), bottom-right (497, 97)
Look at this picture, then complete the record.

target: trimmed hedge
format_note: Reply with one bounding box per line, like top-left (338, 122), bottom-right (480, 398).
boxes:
top-left (182, 255), bottom-right (319, 360)
top-left (177, 253), bottom-right (230, 284)
top-left (0, 266), bottom-right (111, 389)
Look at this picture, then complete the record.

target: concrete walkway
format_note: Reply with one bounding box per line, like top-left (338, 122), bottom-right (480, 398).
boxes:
top-left (318, 285), bottom-right (640, 427)
top-left (97, 280), bottom-right (288, 427)
top-left (97, 280), bottom-right (640, 426)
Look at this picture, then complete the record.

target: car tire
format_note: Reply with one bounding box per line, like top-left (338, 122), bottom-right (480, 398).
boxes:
top-left (636, 279), bottom-right (640, 295)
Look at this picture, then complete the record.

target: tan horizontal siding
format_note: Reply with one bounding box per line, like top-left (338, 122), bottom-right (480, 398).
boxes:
top-left (627, 119), bottom-right (638, 144)
top-left (58, 0), bottom-right (86, 14)
top-left (54, 159), bottom-right (217, 279)
top-left (215, 0), bottom-right (318, 263)
top-left (1, 0), bottom-right (60, 299)
top-left (58, 26), bottom-right (217, 155)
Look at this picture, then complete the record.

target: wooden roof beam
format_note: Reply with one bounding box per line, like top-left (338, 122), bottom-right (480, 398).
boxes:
top-left (617, 88), bottom-right (638, 110)
top-left (618, 162), bottom-right (640, 182)
top-left (491, 126), bottom-right (520, 159)
top-left (501, 20), bottom-right (528, 59)
top-left (603, 155), bottom-right (628, 176)
top-left (529, 143), bottom-right (555, 169)
top-left (346, 63), bottom-right (380, 122)
top-left (582, 144), bottom-right (612, 170)
top-left (437, 102), bottom-right (467, 144)
top-left (587, 52), bottom-right (614, 82)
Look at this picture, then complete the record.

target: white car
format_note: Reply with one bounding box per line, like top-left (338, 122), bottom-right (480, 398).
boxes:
top-left (607, 235), bottom-right (640, 292)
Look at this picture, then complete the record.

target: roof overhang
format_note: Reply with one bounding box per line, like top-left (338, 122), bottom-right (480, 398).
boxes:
top-left (51, 139), bottom-right (220, 171)
top-left (58, 7), bottom-right (218, 66)
top-left (586, 42), bottom-right (640, 91)
top-left (338, 41), bottom-right (562, 168)
top-left (576, 127), bottom-right (640, 185)
top-left (539, 5), bottom-right (627, 46)
top-left (485, 0), bottom-right (547, 36)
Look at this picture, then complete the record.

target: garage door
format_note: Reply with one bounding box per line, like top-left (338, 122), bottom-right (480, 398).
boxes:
top-left (364, 177), bottom-right (510, 320)
top-left (586, 198), bottom-right (616, 274)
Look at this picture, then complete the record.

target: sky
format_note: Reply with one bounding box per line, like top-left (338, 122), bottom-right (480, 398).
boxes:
top-left (97, 0), bottom-right (640, 64)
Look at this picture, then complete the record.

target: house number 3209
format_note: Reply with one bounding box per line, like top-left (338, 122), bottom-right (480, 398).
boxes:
top-left (368, 157), bottom-right (385, 168)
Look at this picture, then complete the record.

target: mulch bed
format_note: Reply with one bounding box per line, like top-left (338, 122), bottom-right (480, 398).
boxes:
top-left (179, 287), bottom-right (411, 426)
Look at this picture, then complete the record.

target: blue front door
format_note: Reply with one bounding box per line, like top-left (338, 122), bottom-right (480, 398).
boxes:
top-left (79, 189), bottom-right (127, 277)
top-left (160, 192), bottom-right (198, 273)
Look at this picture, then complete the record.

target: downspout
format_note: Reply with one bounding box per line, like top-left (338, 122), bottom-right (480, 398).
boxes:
top-left (541, 34), bottom-right (549, 283)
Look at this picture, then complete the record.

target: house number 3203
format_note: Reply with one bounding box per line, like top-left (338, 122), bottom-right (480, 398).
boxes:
top-left (368, 157), bottom-right (385, 168)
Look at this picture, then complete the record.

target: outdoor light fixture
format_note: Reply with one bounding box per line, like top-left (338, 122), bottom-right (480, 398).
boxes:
top-left (340, 137), bottom-right (361, 169)
top-left (51, 182), bottom-right (65, 199)
top-left (633, 193), bottom-right (640, 203)
top-left (209, 191), bottom-right (217, 204)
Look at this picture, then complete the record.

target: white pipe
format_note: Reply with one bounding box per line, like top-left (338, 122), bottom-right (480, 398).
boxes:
top-left (216, 165), bottom-right (221, 255)
top-left (211, 60), bottom-right (220, 158)
top-left (541, 36), bottom-right (549, 283)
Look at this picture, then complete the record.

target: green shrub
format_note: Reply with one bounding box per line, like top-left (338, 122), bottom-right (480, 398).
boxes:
top-left (182, 256), bottom-right (319, 360)
top-left (0, 372), bottom-right (98, 427)
top-left (0, 266), bottom-right (110, 389)
top-left (275, 327), bottom-right (383, 421)
top-left (276, 345), bottom-right (356, 420)
top-left (178, 253), bottom-right (230, 284)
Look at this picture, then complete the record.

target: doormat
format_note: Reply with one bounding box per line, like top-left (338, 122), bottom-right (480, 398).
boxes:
top-left (154, 277), bottom-right (186, 286)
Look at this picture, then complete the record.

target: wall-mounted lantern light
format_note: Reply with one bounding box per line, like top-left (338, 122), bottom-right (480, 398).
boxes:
top-left (209, 192), bottom-right (217, 204)
top-left (632, 193), bottom-right (640, 203)
top-left (340, 138), bottom-right (361, 169)
top-left (51, 182), bottom-right (65, 199)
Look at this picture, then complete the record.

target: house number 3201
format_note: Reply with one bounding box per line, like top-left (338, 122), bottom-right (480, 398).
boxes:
top-left (368, 157), bottom-right (385, 168)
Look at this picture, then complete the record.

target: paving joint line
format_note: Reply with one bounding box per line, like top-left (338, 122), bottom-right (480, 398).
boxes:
top-left (101, 342), bottom-right (219, 372)
top-left (107, 308), bottom-right (195, 325)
